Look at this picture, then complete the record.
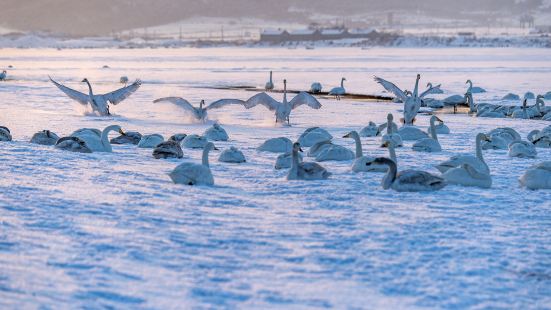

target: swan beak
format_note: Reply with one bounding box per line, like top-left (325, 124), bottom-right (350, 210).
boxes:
top-left (119, 129), bottom-right (126, 135)
top-left (81, 79), bottom-right (87, 82)
top-left (436, 116), bottom-right (443, 123)
top-left (343, 133), bottom-right (351, 138)
top-left (299, 147), bottom-right (304, 152)
top-left (213, 146), bottom-right (219, 151)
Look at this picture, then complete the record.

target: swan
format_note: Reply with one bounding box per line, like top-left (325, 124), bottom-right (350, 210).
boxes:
top-left (50, 76), bottom-right (141, 116)
top-left (110, 131), bottom-right (142, 145)
top-left (328, 77), bottom-right (346, 100)
top-left (466, 80), bottom-right (486, 93)
top-left (436, 133), bottom-right (490, 174)
top-left (154, 97), bottom-right (246, 122)
top-left (546, 91), bottom-right (551, 100)
top-left (120, 76), bottom-right (129, 85)
top-left (204, 123), bottom-right (229, 141)
top-left (169, 142), bottom-right (217, 186)
top-left (377, 120), bottom-right (398, 137)
top-left (511, 99), bottom-right (528, 119)
top-left (359, 121), bottom-right (379, 137)
top-left (310, 82), bottom-right (322, 94)
top-left (519, 161), bottom-right (551, 190)
top-left (482, 127), bottom-right (521, 150)
top-left (0, 126), bottom-right (12, 141)
top-left (153, 140), bottom-right (184, 159)
top-left (287, 142), bottom-right (331, 180)
top-left (367, 157), bottom-right (447, 192)
top-left (169, 134), bottom-right (187, 143)
top-left (55, 137), bottom-right (92, 153)
top-left (381, 114), bottom-right (403, 147)
top-left (442, 164), bottom-right (492, 188)
top-left (0, 70), bottom-right (6, 81)
top-left (275, 151), bottom-right (303, 169)
top-left (218, 146), bottom-right (246, 163)
top-left (138, 134), bottom-right (164, 148)
top-left (412, 116), bottom-right (442, 152)
top-left (182, 134), bottom-right (208, 149)
top-left (375, 74), bottom-right (429, 125)
top-left (502, 93), bottom-right (520, 100)
top-left (298, 127), bottom-right (332, 147)
top-left (430, 118), bottom-right (450, 134)
top-left (71, 125), bottom-right (123, 152)
top-left (397, 125), bottom-right (429, 141)
top-left (528, 129), bottom-right (551, 148)
top-left (314, 142), bottom-right (355, 162)
top-left (30, 130), bottom-right (59, 145)
top-left (244, 79), bottom-right (322, 124)
top-left (424, 98), bottom-right (445, 109)
top-left (426, 82), bottom-right (444, 94)
top-left (258, 137), bottom-right (293, 152)
top-left (524, 92), bottom-right (535, 100)
top-left (265, 71), bottom-right (274, 91)
top-left (344, 130), bottom-right (396, 172)
top-left (508, 140), bottom-right (537, 158)
top-left (308, 140), bottom-right (333, 157)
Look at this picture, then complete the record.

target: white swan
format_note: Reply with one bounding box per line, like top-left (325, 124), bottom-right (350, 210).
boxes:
top-left (298, 127), bottom-right (332, 147)
top-left (329, 77), bottom-right (346, 100)
top-left (528, 128), bottom-right (551, 148)
top-left (313, 137), bottom-right (355, 162)
top-left (245, 79), bottom-right (322, 124)
top-left (0, 70), bottom-right (6, 81)
top-left (375, 74), bottom-right (428, 125)
top-left (436, 133), bottom-right (490, 174)
top-left (344, 130), bottom-right (396, 172)
top-left (508, 140), bottom-right (537, 158)
top-left (153, 140), bottom-right (184, 159)
top-left (426, 82), bottom-right (444, 94)
top-left (310, 82), bottom-right (322, 94)
top-left (71, 125), bottom-right (123, 152)
top-left (154, 97), bottom-right (245, 122)
top-left (511, 99), bottom-right (528, 119)
top-left (367, 157), bottom-right (447, 192)
top-left (258, 137), bottom-right (293, 153)
top-left (359, 121), bottom-right (379, 137)
top-left (430, 118), bottom-right (450, 134)
top-left (524, 92), bottom-right (535, 100)
top-left (138, 134), bottom-right (164, 148)
top-left (169, 134), bottom-right (187, 143)
top-left (482, 127), bottom-right (521, 150)
top-left (218, 146), bottom-right (246, 163)
top-left (204, 123), bottom-right (229, 141)
top-left (502, 93), bottom-right (520, 100)
top-left (519, 161), bottom-right (551, 190)
top-left (169, 142), bottom-right (217, 186)
top-left (466, 80), bottom-right (486, 93)
top-left (412, 116), bottom-right (442, 152)
top-left (55, 137), bottom-right (92, 153)
top-left (275, 151), bottom-right (303, 169)
top-left (30, 130), bottom-right (59, 145)
top-left (0, 126), bottom-right (12, 141)
top-left (182, 134), bottom-right (208, 149)
top-left (442, 164), bottom-right (492, 188)
top-left (287, 142), bottom-right (331, 180)
top-left (397, 125), bottom-right (428, 141)
top-left (111, 131), bottom-right (142, 145)
top-left (50, 77), bottom-right (141, 116)
top-left (381, 114), bottom-right (403, 147)
top-left (265, 71), bottom-right (274, 91)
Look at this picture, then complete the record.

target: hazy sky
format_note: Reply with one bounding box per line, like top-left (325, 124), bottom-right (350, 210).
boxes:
top-left (0, 0), bottom-right (547, 35)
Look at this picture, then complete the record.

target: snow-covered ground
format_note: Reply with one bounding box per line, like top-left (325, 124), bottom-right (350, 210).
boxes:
top-left (0, 47), bottom-right (550, 309)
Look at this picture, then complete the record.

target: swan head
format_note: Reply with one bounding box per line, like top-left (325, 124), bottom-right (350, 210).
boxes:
top-left (2, 70), bottom-right (6, 74)
top-left (476, 133), bottom-right (491, 142)
top-left (343, 131), bottom-right (357, 139)
top-left (466, 79), bottom-right (472, 84)
top-left (427, 82), bottom-right (432, 88)
top-left (416, 74), bottom-right (420, 80)
top-left (387, 113), bottom-right (394, 122)
top-left (205, 142), bottom-right (218, 151)
top-left (292, 142), bottom-right (303, 152)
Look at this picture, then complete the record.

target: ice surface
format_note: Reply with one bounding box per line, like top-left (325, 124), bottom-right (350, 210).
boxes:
top-left (0, 47), bottom-right (550, 309)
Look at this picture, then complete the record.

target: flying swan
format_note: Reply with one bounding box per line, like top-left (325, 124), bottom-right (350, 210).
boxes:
top-left (153, 97), bottom-right (246, 122)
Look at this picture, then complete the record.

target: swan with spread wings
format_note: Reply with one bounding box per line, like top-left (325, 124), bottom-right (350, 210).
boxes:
top-left (153, 97), bottom-right (246, 122)
top-left (49, 76), bottom-right (141, 116)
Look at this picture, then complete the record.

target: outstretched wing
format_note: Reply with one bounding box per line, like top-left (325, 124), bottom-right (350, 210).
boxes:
top-left (374, 76), bottom-right (408, 103)
top-left (206, 99), bottom-right (245, 110)
top-left (420, 84), bottom-right (441, 98)
top-left (290, 92), bottom-right (322, 110)
top-left (49, 76), bottom-right (89, 105)
top-left (153, 97), bottom-right (199, 117)
top-left (244, 92), bottom-right (279, 111)
top-left (103, 79), bottom-right (141, 105)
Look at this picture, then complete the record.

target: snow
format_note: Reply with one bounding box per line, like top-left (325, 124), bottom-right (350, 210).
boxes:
top-left (0, 47), bottom-right (550, 309)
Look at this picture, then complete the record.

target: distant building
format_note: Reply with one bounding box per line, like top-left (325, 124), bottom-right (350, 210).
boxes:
top-left (260, 27), bottom-right (377, 43)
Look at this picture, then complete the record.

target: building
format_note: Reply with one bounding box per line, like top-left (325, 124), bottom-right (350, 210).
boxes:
top-left (260, 27), bottom-right (377, 43)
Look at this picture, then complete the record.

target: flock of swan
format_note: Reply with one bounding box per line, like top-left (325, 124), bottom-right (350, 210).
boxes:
top-left (1, 72), bottom-right (550, 191)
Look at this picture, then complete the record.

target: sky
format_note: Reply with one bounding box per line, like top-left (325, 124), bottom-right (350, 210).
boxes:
top-left (0, 0), bottom-right (548, 35)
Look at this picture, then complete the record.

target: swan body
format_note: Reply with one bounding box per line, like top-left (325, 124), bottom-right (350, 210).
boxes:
top-left (169, 142), bottom-right (216, 186)
top-left (508, 141), bottom-right (537, 158)
top-left (412, 116), bottom-right (442, 152)
top-left (169, 134), bottom-right (187, 143)
top-left (218, 146), bottom-right (246, 163)
top-left (482, 127), bottom-right (521, 150)
top-left (245, 79), bottom-right (322, 124)
top-left (315, 143), bottom-right (355, 162)
top-left (443, 95), bottom-right (466, 105)
top-left (30, 130), bottom-right (59, 145)
top-left (511, 99), bottom-right (528, 119)
top-left (465, 80), bottom-right (486, 94)
top-left (55, 137), bottom-right (92, 153)
top-left (308, 140), bottom-right (333, 157)
top-left (436, 133), bottom-right (490, 174)
top-left (154, 97), bottom-right (245, 122)
top-left (519, 161), bottom-right (551, 190)
top-left (287, 142), bottom-right (331, 180)
top-left (265, 71), bottom-right (274, 91)
top-left (138, 134), bottom-right (164, 148)
top-left (153, 140), bottom-right (184, 159)
top-left (375, 74), bottom-right (428, 125)
top-left (424, 98), bottom-right (444, 109)
top-left (182, 134), bottom-right (208, 149)
top-left (426, 82), bottom-right (444, 94)
top-left (432, 120), bottom-right (450, 134)
top-left (528, 129), bottom-right (551, 148)
top-left (71, 125), bottom-right (122, 152)
top-left (367, 157), bottom-right (447, 192)
top-left (204, 123), bottom-right (229, 141)
top-left (328, 78), bottom-right (346, 100)
top-left (275, 151), bottom-right (303, 169)
top-left (0, 126), bottom-right (12, 141)
top-left (359, 121), bottom-right (379, 137)
top-left (0, 70), bottom-right (6, 81)
top-left (310, 82), bottom-right (322, 93)
top-left (110, 131), bottom-right (142, 145)
top-left (442, 164), bottom-right (492, 188)
top-left (397, 126), bottom-right (428, 141)
top-left (50, 77), bottom-right (141, 116)
top-left (258, 137), bottom-right (293, 153)
top-left (502, 93), bottom-right (520, 100)
top-left (298, 127), bottom-right (332, 147)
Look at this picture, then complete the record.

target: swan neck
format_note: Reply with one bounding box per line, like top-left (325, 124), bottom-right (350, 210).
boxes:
top-left (289, 149), bottom-right (299, 177)
top-left (269, 71), bottom-right (272, 82)
top-left (475, 134), bottom-right (485, 164)
top-left (101, 125), bottom-right (117, 151)
top-left (430, 117), bottom-right (438, 141)
top-left (382, 158), bottom-right (397, 189)
top-left (388, 142), bottom-right (397, 164)
top-left (413, 76), bottom-right (420, 98)
top-left (467, 80), bottom-right (473, 92)
top-left (202, 146), bottom-right (211, 167)
top-left (351, 132), bottom-right (362, 158)
top-left (85, 80), bottom-right (93, 97)
top-left (341, 78), bottom-right (344, 88)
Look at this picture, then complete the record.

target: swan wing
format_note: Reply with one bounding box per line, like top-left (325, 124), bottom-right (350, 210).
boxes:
top-left (398, 170), bottom-right (445, 187)
top-left (290, 92), bottom-right (322, 110)
top-left (374, 76), bottom-right (408, 102)
top-left (419, 84), bottom-right (442, 98)
top-left (102, 79), bottom-right (141, 105)
top-left (244, 92), bottom-right (279, 111)
top-left (49, 76), bottom-right (89, 105)
top-left (206, 99), bottom-right (246, 110)
top-left (153, 96), bottom-right (199, 116)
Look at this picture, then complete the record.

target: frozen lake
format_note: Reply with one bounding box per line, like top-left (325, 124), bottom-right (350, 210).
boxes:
top-left (0, 47), bottom-right (550, 309)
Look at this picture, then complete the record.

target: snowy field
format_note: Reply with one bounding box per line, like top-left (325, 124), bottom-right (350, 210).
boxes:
top-left (0, 47), bottom-right (550, 309)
